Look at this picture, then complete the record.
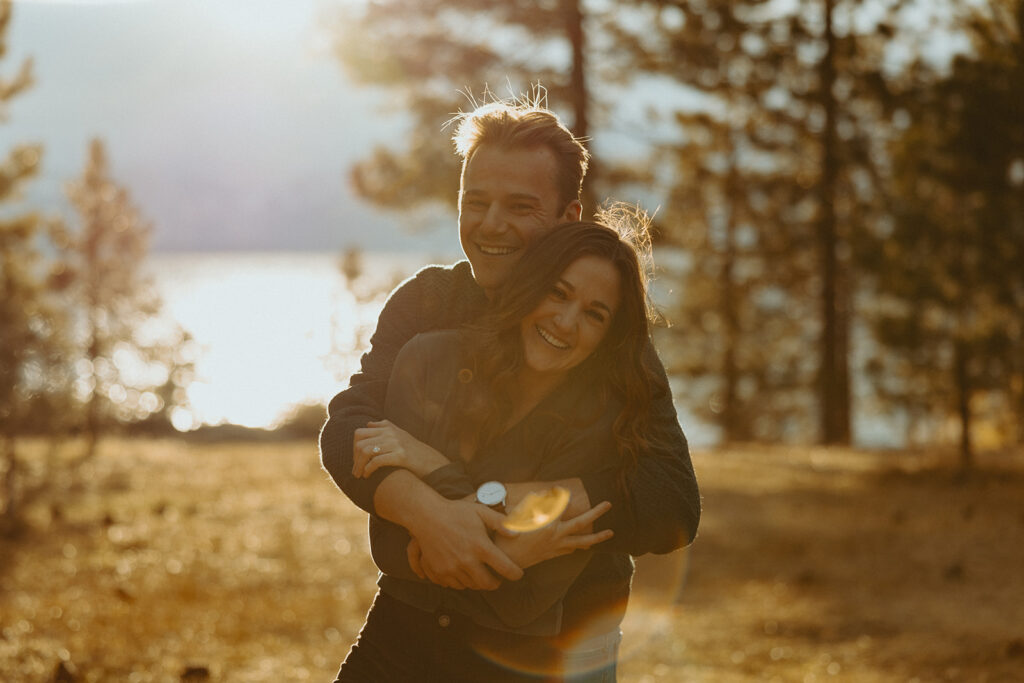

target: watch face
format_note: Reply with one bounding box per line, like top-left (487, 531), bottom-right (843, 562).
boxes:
top-left (477, 481), bottom-right (506, 507)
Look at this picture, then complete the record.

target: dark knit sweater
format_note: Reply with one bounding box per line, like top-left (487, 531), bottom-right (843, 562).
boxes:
top-left (319, 260), bottom-right (701, 556)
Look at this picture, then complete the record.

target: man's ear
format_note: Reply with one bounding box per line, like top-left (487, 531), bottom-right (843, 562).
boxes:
top-left (562, 199), bottom-right (583, 222)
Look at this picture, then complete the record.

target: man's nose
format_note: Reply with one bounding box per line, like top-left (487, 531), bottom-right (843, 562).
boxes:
top-left (479, 203), bottom-right (506, 234)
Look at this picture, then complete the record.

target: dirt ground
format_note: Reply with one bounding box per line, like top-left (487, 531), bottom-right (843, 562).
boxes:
top-left (1, 439), bottom-right (1022, 682)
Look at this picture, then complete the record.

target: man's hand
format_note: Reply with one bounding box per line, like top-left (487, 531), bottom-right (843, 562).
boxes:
top-left (406, 537), bottom-right (426, 580)
top-left (374, 470), bottom-right (522, 590)
top-left (407, 498), bottom-right (523, 591)
top-left (496, 501), bottom-right (613, 569)
top-left (353, 419), bottom-right (450, 479)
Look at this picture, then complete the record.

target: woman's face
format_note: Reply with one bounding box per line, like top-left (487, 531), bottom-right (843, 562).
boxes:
top-left (519, 254), bottom-right (621, 380)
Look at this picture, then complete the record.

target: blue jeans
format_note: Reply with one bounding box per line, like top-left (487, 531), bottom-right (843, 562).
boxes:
top-left (563, 630), bottom-right (620, 683)
top-left (334, 591), bottom-right (619, 682)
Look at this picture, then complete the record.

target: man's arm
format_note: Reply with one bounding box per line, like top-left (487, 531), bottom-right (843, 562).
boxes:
top-left (370, 499), bottom-right (612, 629)
top-left (576, 341), bottom-right (701, 556)
top-left (319, 273), bottom-right (428, 514)
top-left (373, 331), bottom-right (698, 561)
top-left (319, 268), bottom-right (525, 590)
top-left (505, 342), bottom-right (699, 558)
top-left (373, 470), bottom-right (523, 589)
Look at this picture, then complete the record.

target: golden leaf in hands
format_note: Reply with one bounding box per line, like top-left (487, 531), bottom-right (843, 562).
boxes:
top-left (502, 486), bottom-right (571, 533)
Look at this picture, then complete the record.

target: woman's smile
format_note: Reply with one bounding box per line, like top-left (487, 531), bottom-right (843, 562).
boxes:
top-left (535, 324), bottom-right (570, 350)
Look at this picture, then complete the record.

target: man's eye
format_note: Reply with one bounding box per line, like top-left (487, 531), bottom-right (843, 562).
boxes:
top-left (511, 203), bottom-right (535, 212)
top-left (550, 287), bottom-right (567, 300)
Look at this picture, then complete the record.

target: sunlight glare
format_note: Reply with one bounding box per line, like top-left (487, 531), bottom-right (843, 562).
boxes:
top-left (150, 252), bottom-right (421, 429)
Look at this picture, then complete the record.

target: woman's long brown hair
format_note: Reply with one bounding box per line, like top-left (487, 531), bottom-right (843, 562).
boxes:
top-left (446, 216), bottom-right (668, 496)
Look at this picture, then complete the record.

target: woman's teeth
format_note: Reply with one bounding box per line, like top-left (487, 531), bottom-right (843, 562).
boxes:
top-left (537, 326), bottom-right (569, 350)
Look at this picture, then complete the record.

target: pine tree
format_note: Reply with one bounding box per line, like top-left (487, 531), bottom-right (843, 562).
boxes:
top-left (0, 0), bottom-right (69, 529)
top-left (60, 139), bottom-right (166, 457)
top-left (612, 0), bottom-right (901, 443)
top-left (864, 0), bottom-right (1024, 467)
top-left (332, 0), bottom-right (609, 214)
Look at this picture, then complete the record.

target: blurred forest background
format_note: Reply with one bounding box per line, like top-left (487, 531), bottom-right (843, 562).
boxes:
top-left (2, 0), bottom-right (1023, 681)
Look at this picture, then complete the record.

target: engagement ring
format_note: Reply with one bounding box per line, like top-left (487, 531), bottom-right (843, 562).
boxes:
top-left (372, 446), bottom-right (381, 454)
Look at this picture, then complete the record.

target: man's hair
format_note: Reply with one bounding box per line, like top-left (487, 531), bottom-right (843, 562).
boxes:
top-left (452, 100), bottom-right (590, 212)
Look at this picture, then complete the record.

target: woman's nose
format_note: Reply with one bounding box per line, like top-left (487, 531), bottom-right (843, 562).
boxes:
top-left (552, 305), bottom-right (578, 332)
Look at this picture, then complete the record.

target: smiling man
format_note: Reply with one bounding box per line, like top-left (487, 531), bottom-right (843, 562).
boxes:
top-left (458, 142), bottom-right (580, 294)
top-left (319, 100), bottom-right (700, 670)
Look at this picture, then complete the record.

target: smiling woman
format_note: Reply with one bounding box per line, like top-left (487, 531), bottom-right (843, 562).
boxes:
top-left (148, 251), bottom-right (427, 430)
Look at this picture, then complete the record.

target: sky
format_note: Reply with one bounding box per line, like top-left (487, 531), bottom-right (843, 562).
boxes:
top-left (3, 0), bottom-right (972, 255)
top-left (3, 0), bottom-right (459, 253)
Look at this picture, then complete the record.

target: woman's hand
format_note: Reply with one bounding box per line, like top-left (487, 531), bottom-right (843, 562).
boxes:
top-left (496, 501), bottom-right (614, 571)
top-left (352, 419), bottom-right (451, 479)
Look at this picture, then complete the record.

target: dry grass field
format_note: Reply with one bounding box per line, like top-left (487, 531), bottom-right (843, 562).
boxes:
top-left (1, 438), bottom-right (1022, 682)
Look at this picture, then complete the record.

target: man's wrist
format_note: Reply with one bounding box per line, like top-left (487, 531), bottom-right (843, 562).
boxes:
top-left (374, 469), bottom-right (442, 533)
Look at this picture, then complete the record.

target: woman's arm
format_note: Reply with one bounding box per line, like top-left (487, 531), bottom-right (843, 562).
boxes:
top-left (476, 501), bottom-right (614, 628)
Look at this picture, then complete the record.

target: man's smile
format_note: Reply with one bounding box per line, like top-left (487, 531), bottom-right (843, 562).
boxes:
top-left (476, 243), bottom-right (519, 256)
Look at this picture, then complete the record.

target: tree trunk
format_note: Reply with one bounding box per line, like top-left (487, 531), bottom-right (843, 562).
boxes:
top-left (954, 342), bottom-right (973, 472)
top-left (1017, 348), bottom-right (1024, 446)
top-left (84, 307), bottom-right (101, 460)
top-left (720, 147), bottom-right (743, 441)
top-left (817, 0), bottom-right (851, 444)
top-left (563, 0), bottom-right (595, 213)
top-left (85, 389), bottom-right (100, 460)
top-left (1, 435), bottom-right (19, 533)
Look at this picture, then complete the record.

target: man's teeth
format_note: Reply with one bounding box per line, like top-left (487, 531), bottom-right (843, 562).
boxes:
top-left (478, 244), bottom-right (517, 256)
top-left (537, 326), bottom-right (569, 350)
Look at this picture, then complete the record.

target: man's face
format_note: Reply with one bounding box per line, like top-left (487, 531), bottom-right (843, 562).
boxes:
top-left (458, 144), bottom-right (582, 295)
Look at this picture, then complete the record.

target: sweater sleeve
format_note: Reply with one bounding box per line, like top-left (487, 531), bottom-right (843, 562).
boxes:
top-left (369, 516), bottom-right (425, 583)
top-left (319, 270), bottom-right (437, 515)
top-left (579, 341), bottom-right (701, 556)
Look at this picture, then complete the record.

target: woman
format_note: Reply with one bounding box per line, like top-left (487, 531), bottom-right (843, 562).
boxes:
top-left (337, 219), bottom-right (669, 682)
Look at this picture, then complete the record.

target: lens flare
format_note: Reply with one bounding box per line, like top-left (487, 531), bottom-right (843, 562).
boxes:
top-left (502, 486), bottom-right (571, 532)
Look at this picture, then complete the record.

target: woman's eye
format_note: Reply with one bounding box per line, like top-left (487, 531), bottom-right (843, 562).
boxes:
top-left (586, 310), bottom-right (606, 323)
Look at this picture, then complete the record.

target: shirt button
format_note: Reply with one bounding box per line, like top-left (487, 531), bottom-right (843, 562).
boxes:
top-left (437, 614), bottom-right (451, 627)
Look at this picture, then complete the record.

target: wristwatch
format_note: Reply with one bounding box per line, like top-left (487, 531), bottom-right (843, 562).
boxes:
top-left (476, 481), bottom-right (507, 513)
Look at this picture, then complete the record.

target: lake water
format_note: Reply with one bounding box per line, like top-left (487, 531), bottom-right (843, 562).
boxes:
top-left (149, 250), bottom-right (448, 431)
top-left (149, 250), bottom-right (896, 448)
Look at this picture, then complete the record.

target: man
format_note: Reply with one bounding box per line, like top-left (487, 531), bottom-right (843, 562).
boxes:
top-left (320, 100), bottom-right (700, 594)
